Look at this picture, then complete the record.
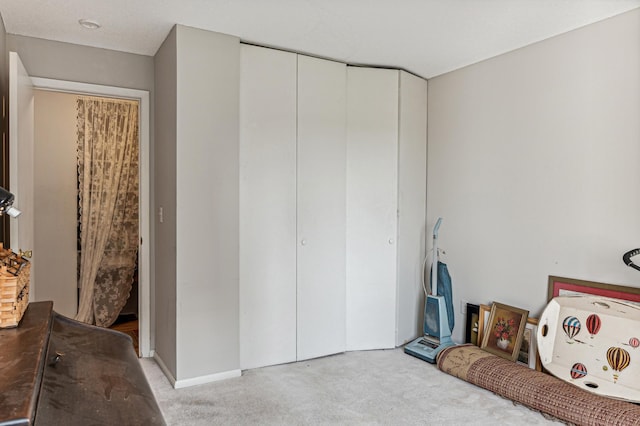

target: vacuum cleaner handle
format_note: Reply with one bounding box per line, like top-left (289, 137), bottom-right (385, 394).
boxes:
top-left (433, 218), bottom-right (442, 238)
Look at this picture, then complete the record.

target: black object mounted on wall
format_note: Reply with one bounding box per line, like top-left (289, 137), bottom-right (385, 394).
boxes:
top-left (0, 186), bottom-right (21, 218)
top-left (623, 248), bottom-right (640, 272)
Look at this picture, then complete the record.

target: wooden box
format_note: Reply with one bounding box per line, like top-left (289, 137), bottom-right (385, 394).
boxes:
top-left (0, 245), bottom-right (31, 328)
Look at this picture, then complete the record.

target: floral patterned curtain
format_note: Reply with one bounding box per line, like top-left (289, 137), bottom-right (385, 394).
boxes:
top-left (75, 96), bottom-right (139, 327)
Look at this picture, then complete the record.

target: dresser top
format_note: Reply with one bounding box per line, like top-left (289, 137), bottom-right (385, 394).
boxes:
top-left (0, 301), bottom-right (53, 426)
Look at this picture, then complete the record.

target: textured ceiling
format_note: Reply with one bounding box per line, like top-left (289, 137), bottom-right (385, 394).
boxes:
top-left (0, 0), bottom-right (639, 78)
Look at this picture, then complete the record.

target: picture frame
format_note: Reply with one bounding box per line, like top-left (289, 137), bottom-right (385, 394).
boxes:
top-left (476, 304), bottom-right (491, 345)
top-left (465, 303), bottom-right (480, 345)
top-left (547, 276), bottom-right (640, 305)
top-left (517, 318), bottom-right (542, 371)
top-left (480, 302), bottom-right (529, 361)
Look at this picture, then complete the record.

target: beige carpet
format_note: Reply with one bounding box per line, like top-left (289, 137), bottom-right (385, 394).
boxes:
top-left (140, 348), bottom-right (563, 425)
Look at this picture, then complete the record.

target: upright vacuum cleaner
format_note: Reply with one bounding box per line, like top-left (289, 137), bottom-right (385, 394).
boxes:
top-left (404, 218), bottom-right (456, 363)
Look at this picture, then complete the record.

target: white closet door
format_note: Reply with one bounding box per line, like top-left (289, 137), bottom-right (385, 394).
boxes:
top-left (296, 55), bottom-right (347, 360)
top-left (396, 71), bottom-right (428, 346)
top-left (239, 45), bottom-right (297, 369)
top-left (346, 67), bottom-right (399, 350)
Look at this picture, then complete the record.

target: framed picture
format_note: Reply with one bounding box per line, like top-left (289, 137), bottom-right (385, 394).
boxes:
top-left (548, 276), bottom-right (640, 305)
top-left (465, 303), bottom-right (480, 345)
top-left (476, 304), bottom-right (491, 345)
top-left (517, 318), bottom-right (542, 371)
top-left (480, 302), bottom-right (529, 361)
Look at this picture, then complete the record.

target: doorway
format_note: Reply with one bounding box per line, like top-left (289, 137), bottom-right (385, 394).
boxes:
top-left (31, 78), bottom-right (151, 357)
top-left (75, 96), bottom-right (140, 331)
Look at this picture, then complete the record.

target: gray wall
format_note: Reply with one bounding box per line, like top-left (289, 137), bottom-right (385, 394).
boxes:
top-left (427, 9), bottom-right (640, 343)
top-left (153, 26), bottom-right (178, 377)
top-left (154, 25), bottom-right (240, 382)
top-left (6, 34), bottom-right (157, 346)
top-left (7, 35), bottom-right (153, 90)
top-left (174, 25), bottom-right (240, 381)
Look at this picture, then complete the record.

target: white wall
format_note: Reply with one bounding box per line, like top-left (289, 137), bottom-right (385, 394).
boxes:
top-left (32, 90), bottom-right (77, 318)
top-left (427, 9), bottom-right (640, 343)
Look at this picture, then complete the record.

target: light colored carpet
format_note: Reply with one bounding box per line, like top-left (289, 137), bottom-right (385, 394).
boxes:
top-left (140, 348), bottom-right (563, 425)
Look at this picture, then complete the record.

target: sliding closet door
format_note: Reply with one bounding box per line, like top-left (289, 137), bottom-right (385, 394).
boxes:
top-left (346, 67), bottom-right (399, 350)
top-left (239, 45), bottom-right (297, 369)
top-left (296, 55), bottom-right (347, 360)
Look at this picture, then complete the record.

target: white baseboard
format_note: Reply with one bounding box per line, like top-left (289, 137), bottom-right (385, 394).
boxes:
top-left (174, 369), bottom-right (242, 389)
top-left (153, 352), bottom-right (241, 389)
top-left (153, 352), bottom-right (177, 387)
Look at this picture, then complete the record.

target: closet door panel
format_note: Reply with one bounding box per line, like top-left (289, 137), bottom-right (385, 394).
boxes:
top-left (296, 55), bottom-right (347, 361)
top-left (239, 45), bottom-right (297, 369)
top-left (396, 71), bottom-right (428, 346)
top-left (346, 67), bottom-right (399, 350)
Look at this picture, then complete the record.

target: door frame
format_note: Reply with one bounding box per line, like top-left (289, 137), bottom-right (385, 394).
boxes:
top-left (31, 77), bottom-right (152, 357)
top-left (8, 52), bottom-right (34, 261)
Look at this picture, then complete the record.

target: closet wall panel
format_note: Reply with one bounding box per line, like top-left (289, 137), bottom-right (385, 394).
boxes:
top-left (346, 67), bottom-right (399, 350)
top-left (396, 71), bottom-right (428, 346)
top-left (296, 55), bottom-right (347, 361)
top-left (239, 45), bottom-right (297, 369)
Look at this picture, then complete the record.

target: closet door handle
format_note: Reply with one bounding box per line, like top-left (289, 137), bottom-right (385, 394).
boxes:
top-left (300, 239), bottom-right (307, 246)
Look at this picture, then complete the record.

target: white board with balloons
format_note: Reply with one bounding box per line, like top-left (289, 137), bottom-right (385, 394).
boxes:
top-left (537, 295), bottom-right (640, 402)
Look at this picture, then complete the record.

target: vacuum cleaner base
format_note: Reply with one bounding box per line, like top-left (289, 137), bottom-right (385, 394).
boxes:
top-left (404, 335), bottom-right (455, 364)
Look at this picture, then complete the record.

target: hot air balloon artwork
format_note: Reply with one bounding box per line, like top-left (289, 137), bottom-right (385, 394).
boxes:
top-left (570, 363), bottom-right (587, 379)
top-left (629, 337), bottom-right (640, 349)
top-left (585, 314), bottom-right (601, 339)
top-left (562, 316), bottom-right (581, 342)
top-left (606, 346), bottom-right (631, 383)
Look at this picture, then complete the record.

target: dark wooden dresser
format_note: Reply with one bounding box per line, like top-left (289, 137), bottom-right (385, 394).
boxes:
top-left (0, 301), bottom-right (165, 425)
